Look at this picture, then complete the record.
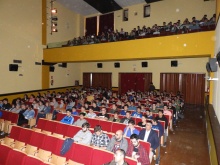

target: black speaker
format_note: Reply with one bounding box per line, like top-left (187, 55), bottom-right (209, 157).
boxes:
top-left (97, 63), bottom-right (103, 68)
top-left (114, 62), bottom-right (120, 68)
top-left (49, 66), bottom-right (55, 72)
top-left (62, 63), bottom-right (67, 68)
top-left (171, 60), bottom-right (178, 67)
top-left (217, 51), bottom-right (220, 67)
top-left (206, 62), bottom-right (211, 72)
top-left (209, 58), bottom-right (217, 72)
top-left (9, 64), bottom-right (18, 71)
top-left (142, 62), bottom-right (148, 67)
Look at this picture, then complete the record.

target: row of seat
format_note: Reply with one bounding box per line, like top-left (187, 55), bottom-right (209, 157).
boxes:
top-left (2, 125), bottom-right (138, 165)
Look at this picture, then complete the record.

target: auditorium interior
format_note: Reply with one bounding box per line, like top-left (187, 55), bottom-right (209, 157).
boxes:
top-left (0, 0), bottom-right (220, 165)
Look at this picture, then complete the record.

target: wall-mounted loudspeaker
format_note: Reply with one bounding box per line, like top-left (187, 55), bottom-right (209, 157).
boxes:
top-left (142, 62), bottom-right (148, 67)
top-left (216, 52), bottom-right (220, 67)
top-left (49, 65), bottom-right (55, 72)
top-left (97, 63), bottom-right (103, 68)
top-left (62, 63), bottom-right (67, 68)
top-left (114, 62), bottom-right (120, 68)
top-left (9, 64), bottom-right (18, 71)
top-left (171, 60), bottom-right (178, 67)
top-left (208, 58), bottom-right (217, 72)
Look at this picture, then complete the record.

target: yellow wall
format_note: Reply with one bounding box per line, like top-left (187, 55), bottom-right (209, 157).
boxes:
top-left (79, 57), bottom-right (209, 89)
top-left (44, 31), bottom-right (215, 62)
top-left (49, 63), bottom-right (81, 88)
top-left (47, 1), bottom-right (84, 44)
top-left (0, 0), bottom-right (43, 94)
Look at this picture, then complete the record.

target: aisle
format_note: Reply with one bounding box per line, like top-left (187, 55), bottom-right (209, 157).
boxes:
top-left (158, 105), bottom-right (210, 165)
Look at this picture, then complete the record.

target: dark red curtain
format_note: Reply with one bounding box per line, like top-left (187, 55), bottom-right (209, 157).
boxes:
top-left (83, 73), bottom-right (91, 88)
top-left (99, 13), bottom-right (114, 33)
top-left (92, 73), bottom-right (112, 89)
top-left (85, 16), bottom-right (97, 36)
top-left (119, 73), bottom-right (152, 94)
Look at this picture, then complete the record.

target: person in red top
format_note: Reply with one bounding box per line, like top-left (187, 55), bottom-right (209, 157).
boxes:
top-left (126, 134), bottom-right (150, 165)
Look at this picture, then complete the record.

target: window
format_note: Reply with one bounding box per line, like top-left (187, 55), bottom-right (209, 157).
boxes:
top-left (123, 9), bottom-right (128, 21)
top-left (144, 5), bottom-right (150, 17)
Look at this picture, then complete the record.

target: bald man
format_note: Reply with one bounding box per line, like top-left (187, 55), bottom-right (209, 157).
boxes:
top-left (107, 130), bottom-right (128, 153)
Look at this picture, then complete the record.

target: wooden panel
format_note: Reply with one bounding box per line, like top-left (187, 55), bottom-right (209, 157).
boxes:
top-left (160, 73), bottom-right (181, 94)
top-left (42, 66), bottom-right (49, 89)
top-left (42, 0), bottom-right (47, 45)
top-left (92, 73), bottom-right (112, 89)
top-left (83, 73), bottom-right (91, 88)
top-left (160, 73), bottom-right (205, 105)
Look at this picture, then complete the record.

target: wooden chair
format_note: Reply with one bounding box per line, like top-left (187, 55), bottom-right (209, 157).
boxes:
top-left (14, 140), bottom-right (26, 150)
top-left (50, 154), bottom-right (66, 165)
top-left (68, 160), bottom-right (84, 165)
top-left (24, 144), bottom-right (38, 156)
top-left (36, 149), bottom-right (52, 162)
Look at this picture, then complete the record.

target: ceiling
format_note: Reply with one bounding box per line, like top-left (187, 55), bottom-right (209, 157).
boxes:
top-left (56, 0), bottom-right (148, 16)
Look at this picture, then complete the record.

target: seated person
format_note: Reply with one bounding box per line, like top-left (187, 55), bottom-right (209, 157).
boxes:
top-left (73, 112), bottom-right (87, 127)
top-left (2, 98), bottom-right (11, 110)
top-left (80, 106), bottom-right (87, 115)
top-left (107, 130), bottom-right (128, 153)
top-left (120, 104), bottom-right (129, 116)
top-left (137, 115), bottom-right (148, 128)
top-left (66, 98), bottom-right (75, 110)
top-left (96, 107), bottom-right (109, 121)
top-left (92, 102), bottom-right (100, 112)
top-left (109, 111), bottom-right (120, 122)
top-left (90, 125), bottom-right (110, 149)
top-left (36, 102), bottom-right (51, 125)
top-left (126, 134), bottom-right (150, 165)
top-left (131, 107), bottom-right (142, 118)
top-left (155, 110), bottom-right (168, 147)
top-left (145, 110), bottom-right (153, 119)
top-left (71, 106), bottom-right (79, 116)
top-left (123, 120), bottom-right (139, 137)
top-left (104, 149), bottom-right (128, 165)
top-left (128, 101), bottom-right (137, 111)
top-left (17, 104), bottom-right (35, 126)
top-left (152, 119), bottom-right (164, 138)
top-left (86, 107), bottom-right (97, 118)
top-left (73, 122), bottom-right (92, 144)
top-left (109, 103), bottom-right (118, 114)
top-left (37, 101), bottom-right (45, 113)
top-left (120, 111), bottom-right (132, 125)
top-left (139, 121), bottom-right (160, 163)
top-left (60, 109), bottom-right (74, 125)
top-left (10, 104), bottom-right (21, 113)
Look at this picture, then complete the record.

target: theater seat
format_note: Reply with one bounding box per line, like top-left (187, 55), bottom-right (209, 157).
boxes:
top-left (139, 140), bottom-right (151, 156)
top-left (91, 148), bottom-right (114, 165)
top-left (125, 156), bottom-right (137, 165)
top-left (5, 149), bottom-right (27, 165)
top-left (99, 120), bottom-right (112, 132)
top-left (69, 143), bottom-right (93, 165)
top-left (0, 144), bottom-right (12, 165)
top-left (9, 125), bottom-right (22, 140)
top-left (111, 122), bottom-right (126, 133)
top-left (23, 155), bottom-right (45, 165)
top-left (37, 118), bottom-right (48, 130)
top-left (50, 154), bottom-right (66, 165)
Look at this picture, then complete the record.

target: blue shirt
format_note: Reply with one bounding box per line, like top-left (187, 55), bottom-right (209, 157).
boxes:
top-left (131, 112), bottom-right (142, 118)
top-left (71, 111), bottom-right (79, 116)
top-left (128, 106), bottom-right (137, 111)
top-left (0, 111), bottom-right (2, 118)
top-left (23, 109), bottom-right (35, 119)
top-left (123, 127), bottom-right (139, 137)
top-left (120, 110), bottom-right (127, 116)
top-left (61, 115), bottom-right (74, 125)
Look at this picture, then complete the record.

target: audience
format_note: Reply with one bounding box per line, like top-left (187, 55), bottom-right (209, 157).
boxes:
top-left (61, 14), bottom-right (216, 48)
top-left (104, 149), bottom-right (128, 165)
top-left (73, 112), bottom-right (87, 127)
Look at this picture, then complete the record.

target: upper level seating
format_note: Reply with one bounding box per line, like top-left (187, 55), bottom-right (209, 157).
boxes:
top-left (60, 14), bottom-right (216, 49)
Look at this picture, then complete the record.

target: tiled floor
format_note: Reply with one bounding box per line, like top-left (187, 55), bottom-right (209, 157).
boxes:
top-left (156, 105), bottom-right (210, 165)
